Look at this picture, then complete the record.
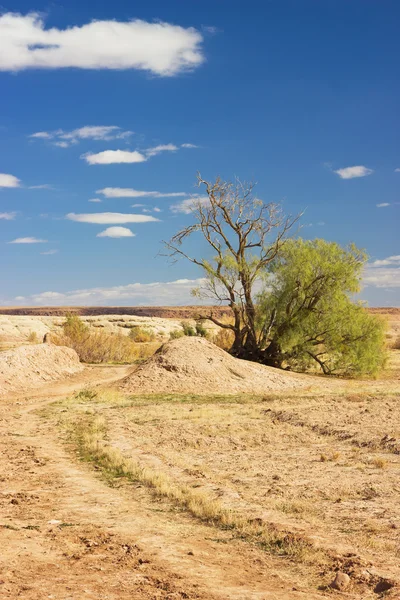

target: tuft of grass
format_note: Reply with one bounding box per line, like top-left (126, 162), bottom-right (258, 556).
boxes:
top-left (371, 457), bottom-right (388, 469)
top-left (68, 412), bottom-right (325, 564)
top-left (27, 331), bottom-right (39, 343)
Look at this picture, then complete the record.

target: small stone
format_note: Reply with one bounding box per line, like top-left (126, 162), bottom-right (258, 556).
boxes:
top-left (330, 572), bottom-right (350, 591)
top-left (187, 551), bottom-right (194, 556)
top-left (10, 498), bottom-right (18, 505)
top-left (47, 519), bottom-right (62, 525)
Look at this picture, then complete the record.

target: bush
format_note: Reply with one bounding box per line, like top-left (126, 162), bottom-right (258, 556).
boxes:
top-left (181, 321), bottom-right (196, 336)
top-left (54, 315), bottom-right (140, 364)
top-left (170, 329), bottom-right (185, 340)
top-left (213, 328), bottom-right (235, 350)
top-left (195, 321), bottom-right (208, 338)
top-left (128, 326), bottom-right (156, 343)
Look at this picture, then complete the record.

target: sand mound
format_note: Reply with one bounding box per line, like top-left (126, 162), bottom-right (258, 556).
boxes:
top-left (0, 344), bottom-right (83, 395)
top-left (121, 336), bottom-right (304, 395)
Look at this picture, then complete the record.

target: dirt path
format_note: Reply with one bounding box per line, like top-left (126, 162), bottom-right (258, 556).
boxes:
top-left (0, 364), bottom-right (335, 600)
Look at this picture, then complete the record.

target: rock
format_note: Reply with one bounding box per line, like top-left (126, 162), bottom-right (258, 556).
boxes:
top-left (330, 572), bottom-right (350, 591)
top-left (374, 579), bottom-right (395, 593)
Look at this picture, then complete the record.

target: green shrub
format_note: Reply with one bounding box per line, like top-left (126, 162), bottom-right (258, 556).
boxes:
top-left (181, 321), bottom-right (196, 336)
top-left (195, 321), bottom-right (208, 338)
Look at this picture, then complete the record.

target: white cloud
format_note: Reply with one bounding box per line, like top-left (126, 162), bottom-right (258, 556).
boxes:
top-left (364, 255), bottom-right (400, 288)
top-left (30, 125), bottom-right (134, 147)
top-left (334, 166), bottom-right (374, 179)
top-left (170, 196), bottom-right (210, 214)
top-left (28, 183), bottom-right (54, 190)
top-left (0, 212), bottom-right (17, 220)
top-left (376, 203), bottom-right (390, 208)
top-left (153, 207), bottom-right (162, 213)
top-left (30, 131), bottom-right (52, 139)
top-left (145, 143), bottom-right (178, 157)
top-left (0, 13), bottom-right (204, 76)
top-left (181, 143), bottom-right (198, 148)
top-left (97, 226), bottom-right (135, 238)
top-left (40, 249), bottom-right (58, 255)
top-left (0, 173), bottom-right (21, 188)
top-left (131, 203), bottom-right (145, 208)
top-left (10, 278), bottom-right (207, 306)
top-left (89, 198), bottom-right (102, 203)
top-left (8, 237), bottom-right (47, 244)
top-left (395, 168), bottom-right (400, 173)
top-left (369, 255), bottom-right (400, 268)
top-left (66, 212), bottom-right (159, 224)
top-left (82, 150), bottom-right (146, 165)
top-left (98, 187), bottom-right (186, 198)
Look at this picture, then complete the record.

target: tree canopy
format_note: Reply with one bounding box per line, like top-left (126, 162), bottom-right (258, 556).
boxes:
top-left (257, 238), bottom-right (386, 375)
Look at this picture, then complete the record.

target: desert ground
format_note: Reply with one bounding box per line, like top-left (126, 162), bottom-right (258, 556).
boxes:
top-left (0, 308), bottom-right (399, 599)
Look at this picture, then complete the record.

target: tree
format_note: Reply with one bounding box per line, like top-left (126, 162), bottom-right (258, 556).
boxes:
top-left (164, 174), bottom-right (299, 360)
top-left (256, 238), bottom-right (386, 375)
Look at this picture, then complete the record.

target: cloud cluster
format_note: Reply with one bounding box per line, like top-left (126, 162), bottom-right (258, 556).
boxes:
top-left (364, 255), bottom-right (400, 288)
top-left (83, 142), bottom-right (194, 165)
top-left (0, 13), bottom-right (204, 76)
top-left (97, 187), bottom-right (186, 198)
top-left (0, 212), bottom-right (17, 220)
top-left (10, 278), bottom-right (207, 306)
top-left (334, 166), bottom-right (374, 179)
top-left (66, 212), bottom-right (159, 224)
top-left (30, 125), bottom-right (133, 148)
top-left (0, 173), bottom-right (21, 188)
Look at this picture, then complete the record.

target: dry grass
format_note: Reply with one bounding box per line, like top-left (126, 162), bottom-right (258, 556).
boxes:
top-left (52, 315), bottom-right (160, 364)
top-left (68, 410), bottom-right (323, 563)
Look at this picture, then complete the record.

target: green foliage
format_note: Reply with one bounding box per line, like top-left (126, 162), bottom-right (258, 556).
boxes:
top-left (181, 321), bottom-right (196, 336)
top-left (257, 239), bottom-right (387, 376)
top-left (195, 320), bottom-right (208, 338)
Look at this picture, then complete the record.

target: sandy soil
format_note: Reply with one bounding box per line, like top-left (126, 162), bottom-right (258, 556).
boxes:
top-left (0, 344), bottom-right (83, 395)
top-left (121, 336), bottom-right (305, 395)
top-left (0, 340), bottom-right (399, 598)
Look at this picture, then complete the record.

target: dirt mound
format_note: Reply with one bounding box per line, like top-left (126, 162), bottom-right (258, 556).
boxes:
top-left (121, 336), bottom-right (304, 395)
top-left (0, 344), bottom-right (83, 395)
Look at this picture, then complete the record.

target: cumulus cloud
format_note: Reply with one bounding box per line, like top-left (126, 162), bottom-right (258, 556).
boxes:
top-left (364, 255), bottom-right (400, 288)
top-left (30, 125), bottom-right (134, 147)
top-left (97, 226), bottom-right (135, 238)
top-left (66, 212), bottom-right (159, 224)
top-left (8, 237), bottom-right (47, 244)
top-left (82, 150), bottom-right (146, 165)
top-left (98, 187), bottom-right (186, 198)
top-left (10, 278), bottom-right (207, 306)
top-left (0, 13), bottom-right (204, 76)
top-left (0, 212), bottom-right (17, 220)
top-left (0, 173), bottom-right (21, 188)
top-left (40, 249), bottom-right (58, 255)
top-left (334, 166), bottom-right (374, 179)
top-left (170, 196), bottom-right (210, 214)
top-left (376, 203), bottom-right (390, 208)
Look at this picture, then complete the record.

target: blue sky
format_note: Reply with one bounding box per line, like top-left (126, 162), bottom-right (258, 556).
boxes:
top-left (0, 0), bottom-right (399, 306)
